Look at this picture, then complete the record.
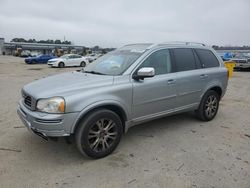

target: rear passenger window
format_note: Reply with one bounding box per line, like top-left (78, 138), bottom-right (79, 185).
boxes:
top-left (195, 49), bottom-right (219, 68)
top-left (173, 48), bottom-right (196, 71)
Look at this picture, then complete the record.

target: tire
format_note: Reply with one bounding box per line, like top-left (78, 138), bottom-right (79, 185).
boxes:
top-left (31, 60), bottom-right (36, 64)
top-left (58, 62), bottom-right (65, 68)
top-left (75, 109), bottom-right (123, 159)
top-left (80, 61), bottom-right (86, 67)
top-left (195, 90), bottom-right (220, 121)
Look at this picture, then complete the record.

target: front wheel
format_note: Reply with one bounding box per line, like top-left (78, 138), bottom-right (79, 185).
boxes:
top-left (195, 90), bottom-right (220, 121)
top-left (58, 62), bottom-right (65, 68)
top-left (75, 109), bottom-right (123, 159)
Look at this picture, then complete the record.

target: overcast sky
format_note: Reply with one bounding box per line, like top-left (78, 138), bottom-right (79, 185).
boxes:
top-left (0, 0), bottom-right (250, 47)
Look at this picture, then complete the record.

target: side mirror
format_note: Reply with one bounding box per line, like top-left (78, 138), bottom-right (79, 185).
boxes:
top-left (133, 67), bottom-right (155, 80)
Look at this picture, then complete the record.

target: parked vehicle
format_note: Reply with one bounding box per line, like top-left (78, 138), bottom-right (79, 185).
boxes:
top-left (47, 54), bottom-right (89, 68)
top-left (85, 54), bottom-right (102, 62)
top-left (230, 53), bottom-right (250, 69)
top-left (17, 42), bottom-right (228, 159)
top-left (25, 54), bottom-right (56, 64)
top-left (20, 50), bottom-right (31, 58)
top-left (14, 47), bottom-right (22, 57)
top-left (30, 51), bottom-right (40, 57)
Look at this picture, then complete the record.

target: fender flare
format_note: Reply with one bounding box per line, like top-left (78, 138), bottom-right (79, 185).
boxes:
top-left (201, 82), bottom-right (223, 100)
top-left (70, 100), bottom-right (129, 134)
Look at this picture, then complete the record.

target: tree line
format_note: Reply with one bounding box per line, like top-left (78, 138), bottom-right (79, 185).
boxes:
top-left (212, 45), bottom-right (250, 50)
top-left (11, 38), bottom-right (72, 44)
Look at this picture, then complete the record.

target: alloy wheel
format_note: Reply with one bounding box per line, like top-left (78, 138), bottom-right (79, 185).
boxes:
top-left (88, 118), bottom-right (117, 152)
top-left (205, 95), bottom-right (218, 118)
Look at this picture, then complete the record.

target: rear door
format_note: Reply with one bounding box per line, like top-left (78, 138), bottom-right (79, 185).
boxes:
top-left (43, 55), bottom-right (50, 63)
top-left (74, 55), bottom-right (82, 66)
top-left (194, 48), bottom-right (221, 91)
top-left (132, 49), bottom-right (177, 121)
top-left (172, 48), bottom-right (205, 110)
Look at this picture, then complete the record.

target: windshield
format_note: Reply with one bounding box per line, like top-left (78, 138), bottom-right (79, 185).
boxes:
top-left (84, 49), bottom-right (144, 75)
top-left (60, 54), bottom-right (70, 58)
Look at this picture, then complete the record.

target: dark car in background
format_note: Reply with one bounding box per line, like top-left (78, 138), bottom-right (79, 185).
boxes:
top-left (25, 54), bottom-right (56, 64)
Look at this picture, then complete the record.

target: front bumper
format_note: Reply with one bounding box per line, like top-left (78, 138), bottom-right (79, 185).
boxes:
top-left (17, 100), bottom-right (78, 137)
top-left (47, 62), bottom-right (58, 67)
top-left (25, 61), bottom-right (32, 64)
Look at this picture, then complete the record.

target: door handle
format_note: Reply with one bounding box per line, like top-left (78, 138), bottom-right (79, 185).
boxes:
top-left (167, 79), bottom-right (176, 85)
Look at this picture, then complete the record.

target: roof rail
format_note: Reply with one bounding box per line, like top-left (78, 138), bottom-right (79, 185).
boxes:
top-left (123, 43), bottom-right (153, 47)
top-left (159, 41), bottom-right (206, 47)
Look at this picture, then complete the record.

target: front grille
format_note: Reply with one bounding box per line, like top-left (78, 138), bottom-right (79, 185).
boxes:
top-left (22, 90), bottom-right (35, 110)
top-left (24, 96), bottom-right (32, 107)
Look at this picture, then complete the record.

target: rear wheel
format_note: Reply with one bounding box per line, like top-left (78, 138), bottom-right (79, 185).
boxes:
top-left (75, 109), bottom-right (123, 159)
top-left (195, 90), bottom-right (219, 121)
top-left (80, 61), bottom-right (86, 67)
top-left (58, 62), bottom-right (65, 68)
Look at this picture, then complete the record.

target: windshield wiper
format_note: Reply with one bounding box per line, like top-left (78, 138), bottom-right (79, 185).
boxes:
top-left (84, 70), bottom-right (106, 75)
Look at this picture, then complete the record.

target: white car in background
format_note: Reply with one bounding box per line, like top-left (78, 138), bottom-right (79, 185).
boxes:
top-left (85, 53), bottom-right (102, 62)
top-left (48, 54), bottom-right (89, 68)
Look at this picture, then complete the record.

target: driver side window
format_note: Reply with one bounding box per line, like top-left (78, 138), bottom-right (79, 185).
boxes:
top-left (139, 49), bottom-right (172, 75)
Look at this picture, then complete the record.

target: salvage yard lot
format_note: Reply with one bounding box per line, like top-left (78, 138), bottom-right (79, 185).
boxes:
top-left (0, 56), bottom-right (249, 188)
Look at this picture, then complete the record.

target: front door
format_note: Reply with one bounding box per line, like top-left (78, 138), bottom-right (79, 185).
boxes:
top-left (132, 49), bottom-right (177, 121)
top-left (66, 55), bottom-right (73, 66)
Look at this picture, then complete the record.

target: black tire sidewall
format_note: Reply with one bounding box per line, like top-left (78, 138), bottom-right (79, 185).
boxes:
top-left (75, 109), bottom-right (123, 159)
top-left (199, 90), bottom-right (220, 121)
top-left (80, 61), bottom-right (86, 67)
top-left (59, 62), bottom-right (64, 68)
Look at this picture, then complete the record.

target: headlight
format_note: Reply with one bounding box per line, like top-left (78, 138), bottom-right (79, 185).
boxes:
top-left (36, 97), bottom-right (65, 113)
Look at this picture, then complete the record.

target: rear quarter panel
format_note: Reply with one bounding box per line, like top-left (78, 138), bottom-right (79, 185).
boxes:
top-left (200, 66), bottom-right (228, 100)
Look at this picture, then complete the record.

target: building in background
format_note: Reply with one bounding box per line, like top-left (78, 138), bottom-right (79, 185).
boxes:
top-left (0, 38), bottom-right (115, 56)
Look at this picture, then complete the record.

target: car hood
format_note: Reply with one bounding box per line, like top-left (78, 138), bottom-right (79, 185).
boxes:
top-left (23, 71), bottom-right (114, 99)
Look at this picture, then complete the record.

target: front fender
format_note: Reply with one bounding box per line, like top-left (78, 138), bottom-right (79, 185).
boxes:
top-left (70, 99), bottom-right (130, 134)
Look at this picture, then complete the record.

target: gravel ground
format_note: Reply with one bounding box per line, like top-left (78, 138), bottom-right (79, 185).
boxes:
top-left (0, 55), bottom-right (249, 188)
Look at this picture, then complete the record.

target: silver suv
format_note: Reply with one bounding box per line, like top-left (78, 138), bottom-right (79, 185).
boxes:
top-left (17, 42), bottom-right (228, 158)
